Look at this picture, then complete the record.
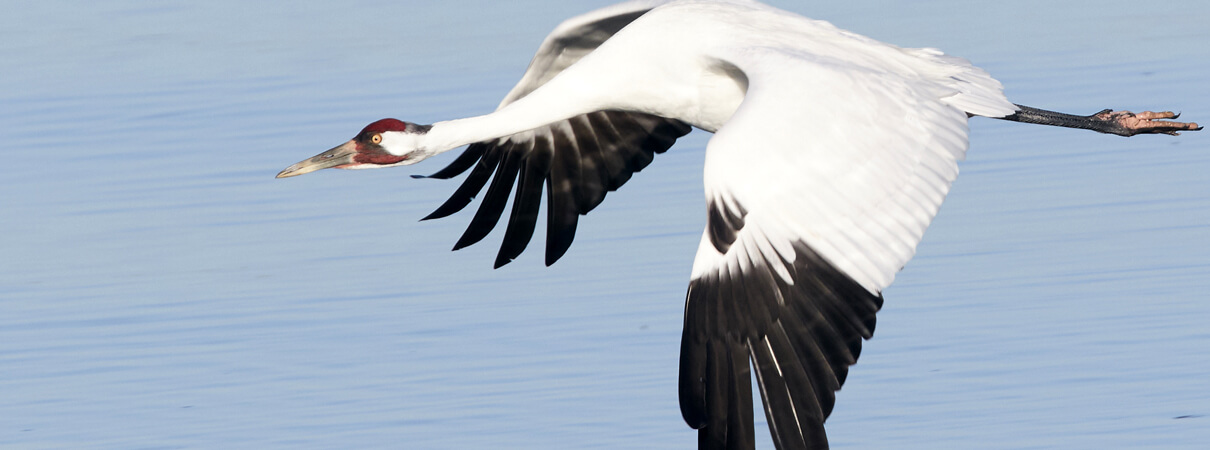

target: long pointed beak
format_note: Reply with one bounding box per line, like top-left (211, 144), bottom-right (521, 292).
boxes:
top-left (276, 140), bottom-right (358, 178)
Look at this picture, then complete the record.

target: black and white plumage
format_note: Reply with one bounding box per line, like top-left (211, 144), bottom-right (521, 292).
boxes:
top-left (276, 1), bottom-right (1200, 448)
top-left (417, 110), bottom-right (691, 267)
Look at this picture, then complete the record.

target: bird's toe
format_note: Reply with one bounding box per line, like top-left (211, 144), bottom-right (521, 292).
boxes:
top-left (1093, 110), bottom-right (1201, 136)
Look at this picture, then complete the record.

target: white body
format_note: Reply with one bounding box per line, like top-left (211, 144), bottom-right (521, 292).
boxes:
top-left (418, 0), bottom-right (1016, 293)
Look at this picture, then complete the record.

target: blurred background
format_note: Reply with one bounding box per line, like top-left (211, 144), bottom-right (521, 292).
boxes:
top-left (2, 0), bottom-right (1207, 448)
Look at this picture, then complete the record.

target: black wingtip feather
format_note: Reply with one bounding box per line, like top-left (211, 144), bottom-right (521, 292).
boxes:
top-left (495, 140), bottom-right (551, 268)
top-left (725, 340), bottom-right (755, 450)
top-left (421, 209), bottom-right (450, 221)
top-left (543, 213), bottom-right (577, 266)
top-left (700, 339), bottom-right (729, 449)
top-left (751, 340), bottom-right (808, 449)
top-left (679, 281), bottom-right (711, 429)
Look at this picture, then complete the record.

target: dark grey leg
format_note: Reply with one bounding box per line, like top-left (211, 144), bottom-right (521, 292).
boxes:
top-left (998, 104), bottom-right (1202, 136)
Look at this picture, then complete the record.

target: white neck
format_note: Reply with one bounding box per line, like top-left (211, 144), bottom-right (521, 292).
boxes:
top-left (414, 34), bottom-right (700, 156)
top-left (420, 80), bottom-right (604, 155)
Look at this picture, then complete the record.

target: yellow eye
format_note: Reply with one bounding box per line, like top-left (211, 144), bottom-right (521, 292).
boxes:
top-left (371, 133), bottom-right (382, 144)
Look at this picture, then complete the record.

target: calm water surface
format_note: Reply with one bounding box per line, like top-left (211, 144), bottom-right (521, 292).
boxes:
top-left (2, 1), bottom-right (1208, 448)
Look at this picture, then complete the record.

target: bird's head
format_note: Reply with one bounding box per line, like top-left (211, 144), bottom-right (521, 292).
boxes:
top-left (276, 118), bottom-right (433, 178)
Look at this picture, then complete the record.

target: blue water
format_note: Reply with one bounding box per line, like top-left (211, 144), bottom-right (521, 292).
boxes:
top-left (2, 1), bottom-right (1208, 448)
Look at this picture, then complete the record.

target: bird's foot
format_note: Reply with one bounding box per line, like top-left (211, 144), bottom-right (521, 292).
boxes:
top-left (1090, 109), bottom-right (1202, 136)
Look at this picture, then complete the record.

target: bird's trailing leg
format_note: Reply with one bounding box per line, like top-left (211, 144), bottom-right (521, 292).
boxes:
top-left (999, 104), bottom-right (1202, 136)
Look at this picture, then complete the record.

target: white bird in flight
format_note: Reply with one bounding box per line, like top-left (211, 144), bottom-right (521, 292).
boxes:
top-left (277, 1), bottom-right (1200, 448)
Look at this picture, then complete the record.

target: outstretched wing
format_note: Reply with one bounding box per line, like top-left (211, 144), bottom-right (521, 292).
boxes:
top-left (496, 0), bottom-right (677, 109)
top-left (419, 0), bottom-right (691, 267)
top-left (678, 48), bottom-right (1014, 449)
